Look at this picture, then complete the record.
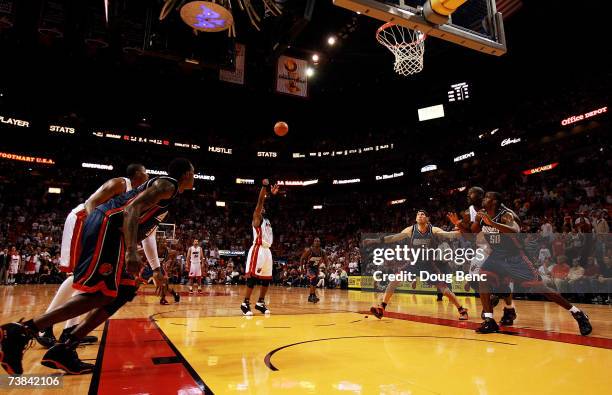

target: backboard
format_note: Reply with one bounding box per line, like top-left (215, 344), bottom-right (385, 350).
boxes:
top-left (333, 0), bottom-right (507, 56)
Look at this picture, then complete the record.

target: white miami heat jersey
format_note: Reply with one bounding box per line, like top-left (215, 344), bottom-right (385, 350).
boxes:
top-left (188, 246), bottom-right (203, 263)
top-left (253, 218), bottom-right (273, 248)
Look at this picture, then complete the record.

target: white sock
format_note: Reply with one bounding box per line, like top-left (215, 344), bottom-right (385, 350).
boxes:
top-left (484, 312), bottom-right (494, 319)
top-left (569, 306), bottom-right (580, 313)
top-left (45, 275), bottom-right (75, 313)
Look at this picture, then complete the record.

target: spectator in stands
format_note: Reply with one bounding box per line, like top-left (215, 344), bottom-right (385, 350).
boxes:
top-left (551, 256), bottom-right (571, 293)
top-left (538, 258), bottom-right (553, 288)
top-left (0, 248), bottom-right (8, 285)
top-left (538, 243), bottom-right (552, 266)
top-left (567, 259), bottom-right (586, 301)
top-left (594, 210), bottom-right (610, 234)
top-left (541, 218), bottom-right (554, 243)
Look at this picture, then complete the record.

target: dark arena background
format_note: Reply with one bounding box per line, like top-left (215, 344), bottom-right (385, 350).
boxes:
top-left (0, 1), bottom-right (610, 394)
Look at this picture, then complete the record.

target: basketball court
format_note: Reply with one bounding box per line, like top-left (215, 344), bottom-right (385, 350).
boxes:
top-left (0, 0), bottom-right (610, 394)
top-left (2, 285), bottom-right (611, 394)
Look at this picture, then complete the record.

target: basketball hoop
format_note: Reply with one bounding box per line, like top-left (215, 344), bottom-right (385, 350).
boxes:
top-left (376, 22), bottom-right (426, 76)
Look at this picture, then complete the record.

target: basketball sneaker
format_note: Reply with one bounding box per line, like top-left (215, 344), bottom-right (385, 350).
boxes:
top-left (458, 307), bottom-right (469, 321)
top-left (255, 301), bottom-right (270, 315)
top-left (0, 322), bottom-right (34, 374)
top-left (41, 343), bottom-right (94, 375)
top-left (308, 294), bottom-right (320, 303)
top-left (499, 307), bottom-right (517, 326)
top-left (59, 326), bottom-right (98, 345)
top-left (197, 288), bottom-right (203, 294)
top-left (475, 318), bottom-right (499, 334)
top-left (370, 306), bottom-right (385, 319)
top-left (240, 301), bottom-right (253, 316)
top-left (160, 298), bottom-right (169, 305)
top-left (189, 288), bottom-right (194, 295)
top-left (572, 310), bottom-right (592, 336)
top-left (36, 327), bottom-right (57, 349)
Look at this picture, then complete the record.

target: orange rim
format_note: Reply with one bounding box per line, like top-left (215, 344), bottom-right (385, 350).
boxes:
top-left (376, 22), bottom-right (426, 44)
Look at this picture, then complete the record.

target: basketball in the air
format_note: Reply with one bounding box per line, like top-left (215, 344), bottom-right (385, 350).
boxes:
top-left (274, 121), bottom-right (289, 136)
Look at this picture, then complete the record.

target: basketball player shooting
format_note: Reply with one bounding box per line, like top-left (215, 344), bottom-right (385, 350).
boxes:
top-left (240, 179), bottom-right (279, 316)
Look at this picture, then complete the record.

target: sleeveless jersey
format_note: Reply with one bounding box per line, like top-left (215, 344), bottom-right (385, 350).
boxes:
top-left (252, 218), bottom-right (273, 248)
top-left (188, 246), bottom-right (202, 263)
top-left (480, 204), bottom-right (519, 257)
top-left (307, 247), bottom-right (324, 270)
top-left (96, 176), bottom-right (178, 242)
top-left (410, 223), bottom-right (436, 249)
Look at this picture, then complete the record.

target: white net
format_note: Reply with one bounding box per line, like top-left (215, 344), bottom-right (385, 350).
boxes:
top-left (376, 23), bottom-right (426, 76)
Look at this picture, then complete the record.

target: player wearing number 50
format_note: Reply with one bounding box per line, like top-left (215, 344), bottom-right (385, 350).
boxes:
top-left (472, 191), bottom-right (592, 335)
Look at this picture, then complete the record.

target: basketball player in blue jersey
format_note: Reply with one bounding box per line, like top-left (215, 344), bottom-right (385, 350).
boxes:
top-left (241, 179), bottom-right (279, 316)
top-left (451, 186), bottom-right (514, 321)
top-left (157, 239), bottom-right (180, 305)
top-left (139, 238), bottom-right (180, 305)
top-left (470, 191), bottom-right (591, 335)
top-left (0, 158), bottom-right (195, 375)
top-left (36, 164), bottom-right (154, 349)
top-left (366, 210), bottom-right (469, 320)
top-left (300, 237), bottom-right (328, 303)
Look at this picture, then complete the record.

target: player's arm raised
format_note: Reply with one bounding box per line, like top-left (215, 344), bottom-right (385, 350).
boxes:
top-left (253, 180), bottom-right (269, 227)
top-left (84, 177), bottom-right (127, 214)
top-left (123, 178), bottom-right (176, 275)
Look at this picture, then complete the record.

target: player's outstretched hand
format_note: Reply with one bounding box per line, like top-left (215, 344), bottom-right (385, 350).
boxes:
top-left (262, 179), bottom-right (270, 186)
top-left (447, 212), bottom-right (461, 226)
top-left (270, 184), bottom-right (280, 195)
top-left (477, 210), bottom-right (494, 225)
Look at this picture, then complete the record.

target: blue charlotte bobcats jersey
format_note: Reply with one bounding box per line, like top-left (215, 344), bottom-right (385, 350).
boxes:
top-left (95, 176), bottom-right (179, 242)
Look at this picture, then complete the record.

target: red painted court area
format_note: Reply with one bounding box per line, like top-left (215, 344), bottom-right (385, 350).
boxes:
top-left (91, 319), bottom-right (207, 395)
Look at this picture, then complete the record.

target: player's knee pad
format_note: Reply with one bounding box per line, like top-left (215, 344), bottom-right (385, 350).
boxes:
top-left (246, 277), bottom-right (256, 288)
top-left (260, 279), bottom-right (270, 287)
top-left (103, 285), bottom-right (138, 316)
